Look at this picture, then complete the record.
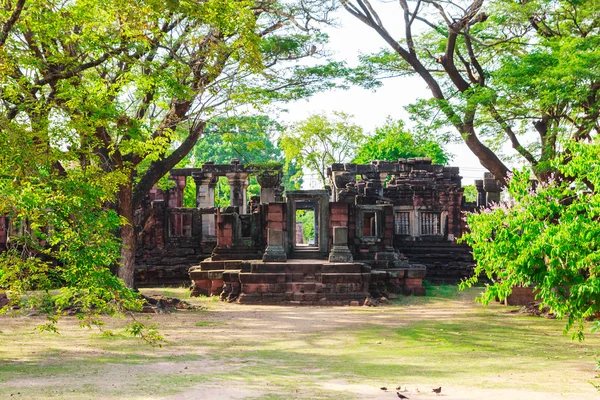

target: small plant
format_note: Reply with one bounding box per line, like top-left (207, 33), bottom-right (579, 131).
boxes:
top-left (125, 319), bottom-right (166, 347)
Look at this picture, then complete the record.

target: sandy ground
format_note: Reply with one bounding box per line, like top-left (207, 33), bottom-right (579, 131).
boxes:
top-left (1, 289), bottom-right (599, 400)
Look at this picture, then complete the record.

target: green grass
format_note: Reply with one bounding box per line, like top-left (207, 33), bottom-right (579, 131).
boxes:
top-left (194, 321), bottom-right (226, 327)
top-left (0, 286), bottom-right (598, 399)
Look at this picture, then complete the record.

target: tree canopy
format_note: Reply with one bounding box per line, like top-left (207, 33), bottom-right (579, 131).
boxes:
top-left (280, 111), bottom-right (366, 187)
top-left (352, 118), bottom-right (450, 165)
top-left (182, 115), bottom-right (301, 207)
top-left (341, 0), bottom-right (600, 182)
top-left (0, 0), bottom-right (353, 290)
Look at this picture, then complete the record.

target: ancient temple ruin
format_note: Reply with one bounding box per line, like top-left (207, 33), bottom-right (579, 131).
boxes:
top-left (134, 158), bottom-right (503, 305)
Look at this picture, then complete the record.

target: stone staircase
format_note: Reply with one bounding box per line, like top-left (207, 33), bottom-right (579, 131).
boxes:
top-left (189, 258), bottom-right (428, 304)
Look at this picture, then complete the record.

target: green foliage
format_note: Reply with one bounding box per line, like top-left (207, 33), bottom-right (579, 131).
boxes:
top-left (462, 185), bottom-right (478, 203)
top-left (183, 116), bottom-right (300, 207)
top-left (345, 0), bottom-right (600, 181)
top-left (352, 118), bottom-right (450, 165)
top-left (296, 209), bottom-right (315, 243)
top-left (0, 146), bottom-right (143, 328)
top-left (280, 112), bottom-right (366, 187)
top-left (125, 319), bottom-right (166, 347)
top-left (1, 0), bottom-right (348, 289)
top-left (461, 140), bottom-right (600, 338)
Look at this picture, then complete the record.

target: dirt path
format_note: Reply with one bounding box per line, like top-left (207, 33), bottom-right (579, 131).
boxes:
top-left (0, 288), bottom-right (599, 399)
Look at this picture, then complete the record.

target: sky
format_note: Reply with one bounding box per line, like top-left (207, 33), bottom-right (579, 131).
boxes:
top-left (278, 6), bottom-right (492, 188)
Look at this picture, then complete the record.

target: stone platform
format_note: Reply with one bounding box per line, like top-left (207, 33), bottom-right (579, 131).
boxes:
top-left (189, 259), bottom-right (426, 305)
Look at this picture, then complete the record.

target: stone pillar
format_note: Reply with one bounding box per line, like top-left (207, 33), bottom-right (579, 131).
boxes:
top-left (475, 179), bottom-right (486, 207)
top-left (167, 176), bottom-right (187, 208)
top-left (483, 172), bottom-right (501, 204)
top-left (226, 172), bottom-right (249, 214)
top-left (192, 172), bottom-right (218, 236)
top-left (256, 171), bottom-right (282, 204)
top-left (151, 200), bottom-right (166, 249)
top-left (328, 226), bottom-right (353, 263)
top-left (263, 228), bottom-right (287, 262)
top-left (192, 172), bottom-right (217, 208)
top-left (313, 207), bottom-right (319, 246)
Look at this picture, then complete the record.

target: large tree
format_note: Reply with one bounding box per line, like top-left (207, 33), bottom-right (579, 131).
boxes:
top-left (0, 0), bottom-right (352, 288)
top-left (341, 0), bottom-right (600, 182)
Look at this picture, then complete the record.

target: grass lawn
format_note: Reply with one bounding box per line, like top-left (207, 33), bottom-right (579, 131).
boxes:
top-left (0, 286), bottom-right (598, 399)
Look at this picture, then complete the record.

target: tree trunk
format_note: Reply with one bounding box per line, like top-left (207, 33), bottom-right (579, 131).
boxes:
top-left (117, 181), bottom-right (136, 289)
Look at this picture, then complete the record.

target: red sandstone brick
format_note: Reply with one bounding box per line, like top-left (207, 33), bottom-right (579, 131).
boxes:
top-left (210, 279), bottom-right (224, 295)
top-left (267, 212), bottom-right (284, 222)
top-left (268, 204), bottom-right (283, 213)
top-left (331, 206), bottom-right (347, 215)
top-left (193, 279), bottom-right (211, 289)
top-left (219, 237), bottom-right (233, 246)
top-left (268, 221), bottom-right (285, 230)
top-left (303, 264), bottom-right (316, 275)
top-left (243, 283), bottom-right (260, 293)
top-left (330, 214), bottom-right (349, 222)
top-left (404, 278), bottom-right (423, 287)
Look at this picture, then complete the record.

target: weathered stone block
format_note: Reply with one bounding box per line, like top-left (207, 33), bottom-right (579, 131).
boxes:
top-left (207, 271), bottom-right (224, 280)
top-left (406, 268), bottom-right (427, 279)
top-left (263, 229), bottom-right (287, 262)
top-left (210, 279), bottom-right (224, 295)
top-left (267, 212), bottom-right (284, 222)
top-left (328, 226), bottom-right (353, 263)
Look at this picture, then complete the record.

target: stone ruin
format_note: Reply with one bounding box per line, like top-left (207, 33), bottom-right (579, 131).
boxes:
top-left (133, 157), bottom-right (503, 305)
top-left (0, 161), bottom-right (505, 304)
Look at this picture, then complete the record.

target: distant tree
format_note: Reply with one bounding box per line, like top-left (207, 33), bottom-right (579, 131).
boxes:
top-left (296, 209), bottom-right (315, 243)
top-left (353, 118), bottom-right (450, 165)
top-left (462, 185), bottom-right (478, 203)
top-left (280, 112), bottom-right (366, 187)
top-left (182, 115), bottom-right (301, 207)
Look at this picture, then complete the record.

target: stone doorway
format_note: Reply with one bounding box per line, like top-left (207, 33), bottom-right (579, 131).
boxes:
top-left (286, 190), bottom-right (329, 259)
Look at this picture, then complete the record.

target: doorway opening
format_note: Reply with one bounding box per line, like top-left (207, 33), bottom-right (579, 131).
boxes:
top-left (294, 200), bottom-right (318, 249)
top-left (295, 209), bottom-right (316, 247)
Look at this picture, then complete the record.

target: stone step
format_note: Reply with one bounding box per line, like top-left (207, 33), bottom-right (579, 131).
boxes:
top-left (239, 272), bottom-right (286, 284)
top-left (285, 282), bottom-right (319, 293)
top-left (321, 273), bottom-right (368, 284)
top-left (250, 263), bottom-right (286, 273)
top-left (199, 260), bottom-right (245, 271)
top-left (321, 263), bottom-right (363, 274)
top-left (290, 250), bottom-right (327, 260)
top-left (284, 264), bottom-right (322, 274)
top-left (284, 291), bottom-right (321, 302)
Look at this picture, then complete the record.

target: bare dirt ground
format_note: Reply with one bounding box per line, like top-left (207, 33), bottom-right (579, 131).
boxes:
top-left (1, 287), bottom-right (599, 399)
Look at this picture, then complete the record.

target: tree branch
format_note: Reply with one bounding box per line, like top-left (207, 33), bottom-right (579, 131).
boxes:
top-left (132, 121), bottom-right (206, 209)
top-left (0, 0), bottom-right (25, 47)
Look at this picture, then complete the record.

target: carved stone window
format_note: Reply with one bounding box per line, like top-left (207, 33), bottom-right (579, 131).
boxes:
top-left (356, 206), bottom-right (383, 239)
top-left (420, 212), bottom-right (441, 235)
top-left (395, 212), bottom-right (410, 235)
top-left (169, 211), bottom-right (192, 237)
